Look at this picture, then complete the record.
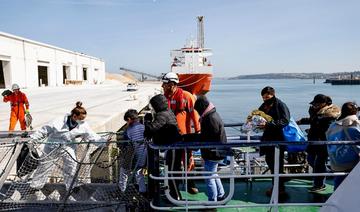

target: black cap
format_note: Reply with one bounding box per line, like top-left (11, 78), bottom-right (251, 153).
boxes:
top-left (310, 94), bottom-right (330, 105)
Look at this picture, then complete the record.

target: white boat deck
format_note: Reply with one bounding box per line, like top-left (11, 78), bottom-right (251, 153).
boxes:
top-left (0, 81), bottom-right (161, 132)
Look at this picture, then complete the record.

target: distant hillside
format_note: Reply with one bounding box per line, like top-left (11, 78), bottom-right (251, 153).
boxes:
top-left (229, 71), bottom-right (360, 80)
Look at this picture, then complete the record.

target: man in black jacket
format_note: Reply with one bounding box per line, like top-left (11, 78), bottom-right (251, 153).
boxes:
top-left (297, 94), bottom-right (340, 192)
top-left (258, 86), bottom-right (290, 197)
top-left (194, 95), bottom-right (228, 202)
top-left (144, 94), bottom-right (183, 201)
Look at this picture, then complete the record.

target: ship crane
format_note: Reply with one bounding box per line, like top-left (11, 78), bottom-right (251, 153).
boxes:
top-left (119, 67), bottom-right (161, 82)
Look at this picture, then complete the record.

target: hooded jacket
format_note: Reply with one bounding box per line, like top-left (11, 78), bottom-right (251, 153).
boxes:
top-left (300, 104), bottom-right (341, 141)
top-left (326, 115), bottom-right (360, 171)
top-left (195, 97), bottom-right (228, 161)
top-left (298, 104), bottom-right (340, 155)
top-left (144, 94), bottom-right (180, 145)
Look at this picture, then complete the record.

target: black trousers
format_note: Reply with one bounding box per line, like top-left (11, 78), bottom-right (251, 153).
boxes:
top-left (265, 146), bottom-right (285, 189)
top-left (166, 149), bottom-right (183, 200)
top-left (147, 147), bottom-right (160, 205)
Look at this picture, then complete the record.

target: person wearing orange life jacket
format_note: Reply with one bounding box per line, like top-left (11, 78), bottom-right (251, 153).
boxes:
top-left (161, 72), bottom-right (201, 194)
top-left (3, 84), bottom-right (30, 131)
top-left (162, 72), bottom-right (201, 134)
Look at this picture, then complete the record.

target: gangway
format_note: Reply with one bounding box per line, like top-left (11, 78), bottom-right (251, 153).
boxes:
top-left (119, 67), bottom-right (161, 82)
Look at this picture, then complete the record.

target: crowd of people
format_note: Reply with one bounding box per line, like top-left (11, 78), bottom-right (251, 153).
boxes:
top-left (2, 74), bottom-right (360, 203)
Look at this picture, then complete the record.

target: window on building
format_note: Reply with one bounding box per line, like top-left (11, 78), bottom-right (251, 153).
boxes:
top-left (83, 68), bottom-right (87, 81)
top-left (38, 66), bottom-right (48, 87)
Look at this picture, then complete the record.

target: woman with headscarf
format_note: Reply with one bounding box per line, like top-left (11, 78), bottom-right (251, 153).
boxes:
top-left (326, 102), bottom-right (360, 190)
top-left (194, 95), bottom-right (228, 202)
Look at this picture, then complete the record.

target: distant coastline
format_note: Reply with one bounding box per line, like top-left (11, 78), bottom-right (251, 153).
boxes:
top-left (228, 71), bottom-right (360, 80)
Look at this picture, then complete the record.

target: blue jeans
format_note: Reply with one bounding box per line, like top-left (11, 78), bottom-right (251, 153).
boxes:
top-left (307, 152), bottom-right (327, 187)
top-left (204, 160), bottom-right (225, 201)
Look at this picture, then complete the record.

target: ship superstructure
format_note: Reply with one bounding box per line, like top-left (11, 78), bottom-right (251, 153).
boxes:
top-left (170, 16), bottom-right (213, 95)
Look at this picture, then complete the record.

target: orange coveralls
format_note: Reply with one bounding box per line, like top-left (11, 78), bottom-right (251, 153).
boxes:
top-left (3, 91), bottom-right (29, 131)
top-left (167, 88), bottom-right (200, 171)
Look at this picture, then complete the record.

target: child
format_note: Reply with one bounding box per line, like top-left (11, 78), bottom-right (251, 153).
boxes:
top-left (118, 109), bottom-right (147, 194)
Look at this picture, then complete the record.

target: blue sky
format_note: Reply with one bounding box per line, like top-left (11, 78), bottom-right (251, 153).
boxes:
top-left (1, 0), bottom-right (360, 77)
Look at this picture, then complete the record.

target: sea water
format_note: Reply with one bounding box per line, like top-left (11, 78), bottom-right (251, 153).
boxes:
top-left (208, 78), bottom-right (360, 127)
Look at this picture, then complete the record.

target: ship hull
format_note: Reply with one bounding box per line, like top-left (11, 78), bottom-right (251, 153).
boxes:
top-left (177, 73), bottom-right (212, 95)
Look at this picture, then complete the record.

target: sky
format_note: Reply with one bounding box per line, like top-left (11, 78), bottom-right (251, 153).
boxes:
top-left (1, 0), bottom-right (360, 77)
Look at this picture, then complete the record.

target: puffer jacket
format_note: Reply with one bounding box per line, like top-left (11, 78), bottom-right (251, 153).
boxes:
top-left (200, 107), bottom-right (228, 160)
top-left (326, 115), bottom-right (360, 171)
top-left (298, 104), bottom-right (340, 155)
top-left (259, 97), bottom-right (290, 155)
top-left (144, 94), bottom-right (180, 145)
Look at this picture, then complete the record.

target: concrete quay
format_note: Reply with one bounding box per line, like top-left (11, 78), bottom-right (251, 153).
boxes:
top-left (0, 81), bottom-right (161, 132)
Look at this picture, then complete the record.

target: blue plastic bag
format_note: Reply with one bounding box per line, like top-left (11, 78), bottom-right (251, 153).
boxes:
top-left (327, 128), bottom-right (360, 171)
top-left (282, 117), bottom-right (307, 152)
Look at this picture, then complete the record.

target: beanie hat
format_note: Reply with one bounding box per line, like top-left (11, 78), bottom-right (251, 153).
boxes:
top-left (194, 95), bottom-right (210, 116)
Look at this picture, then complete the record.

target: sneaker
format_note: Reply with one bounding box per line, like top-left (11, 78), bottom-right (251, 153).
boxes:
top-left (217, 195), bottom-right (226, 201)
top-left (187, 187), bottom-right (199, 194)
top-left (308, 185), bottom-right (326, 193)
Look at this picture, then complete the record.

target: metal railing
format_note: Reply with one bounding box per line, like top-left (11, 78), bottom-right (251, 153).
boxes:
top-left (0, 127), bottom-right (358, 211)
top-left (148, 138), bottom-right (359, 212)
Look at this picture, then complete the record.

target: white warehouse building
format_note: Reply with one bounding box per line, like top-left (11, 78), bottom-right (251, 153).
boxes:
top-left (0, 31), bottom-right (105, 89)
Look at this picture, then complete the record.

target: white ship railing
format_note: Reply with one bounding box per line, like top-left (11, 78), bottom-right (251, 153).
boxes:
top-left (0, 130), bottom-right (357, 211)
top-left (148, 139), bottom-right (359, 212)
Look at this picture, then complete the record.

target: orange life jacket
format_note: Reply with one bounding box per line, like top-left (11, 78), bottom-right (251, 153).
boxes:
top-left (167, 88), bottom-right (200, 134)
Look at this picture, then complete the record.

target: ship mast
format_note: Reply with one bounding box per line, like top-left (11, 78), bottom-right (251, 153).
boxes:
top-left (197, 16), bottom-right (204, 48)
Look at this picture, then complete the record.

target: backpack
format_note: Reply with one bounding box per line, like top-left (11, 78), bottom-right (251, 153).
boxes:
top-left (328, 127), bottom-right (360, 170)
top-left (282, 117), bottom-right (307, 152)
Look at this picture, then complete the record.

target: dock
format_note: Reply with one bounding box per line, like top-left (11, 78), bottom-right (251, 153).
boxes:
top-left (327, 79), bottom-right (360, 85)
top-left (0, 81), bottom-right (161, 132)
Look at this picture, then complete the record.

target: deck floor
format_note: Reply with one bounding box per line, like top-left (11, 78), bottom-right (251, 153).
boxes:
top-left (159, 178), bottom-right (334, 211)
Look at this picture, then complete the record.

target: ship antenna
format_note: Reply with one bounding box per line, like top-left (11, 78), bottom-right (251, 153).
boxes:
top-left (197, 16), bottom-right (204, 48)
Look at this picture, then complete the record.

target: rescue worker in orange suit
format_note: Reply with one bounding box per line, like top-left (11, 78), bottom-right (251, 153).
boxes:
top-left (3, 84), bottom-right (30, 131)
top-left (161, 72), bottom-right (201, 194)
top-left (3, 83), bottom-right (30, 174)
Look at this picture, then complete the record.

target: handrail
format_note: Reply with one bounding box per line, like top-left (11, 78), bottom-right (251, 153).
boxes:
top-left (148, 139), bottom-right (358, 212)
top-left (163, 155), bottom-right (235, 206)
top-left (149, 139), bottom-right (360, 150)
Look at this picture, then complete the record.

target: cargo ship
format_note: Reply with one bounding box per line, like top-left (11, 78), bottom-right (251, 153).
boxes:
top-left (170, 16), bottom-right (213, 95)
